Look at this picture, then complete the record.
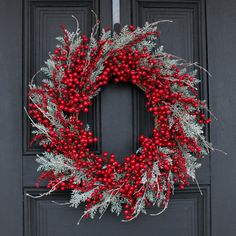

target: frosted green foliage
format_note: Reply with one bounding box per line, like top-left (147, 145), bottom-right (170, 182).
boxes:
top-left (189, 69), bottom-right (198, 78)
top-left (114, 171), bottom-right (125, 181)
top-left (168, 116), bottom-right (175, 129)
top-left (141, 172), bottom-right (148, 184)
top-left (158, 147), bottom-right (175, 155)
top-left (30, 92), bottom-right (63, 129)
top-left (56, 36), bottom-right (66, 45)
top-left (169, 102), bottom-right (212, 154)
top-left (36, 152), bottom-right (75, 174)
top-left (43, 59), bottom-right (56, 78)
top-left (146, 190), bottom-right (155, 203)
top-left (112, 25), bottom-right (134, 49)
top-left (88, 205), bottom-right (99, 219)
top-left (85, 124), bottom-right (90, 131)
top-left (183, 151), bottom-right (201, 180)
top-left (89, 87), bottom-right (101, 99)
top-left (136, 147), bottom-right (142, 154)
top-left (98, 195), bottom-right (111, 217)
top-left (168, 172), bottom-right (175, 194)
top-left (137, 36), bottom-right (156, 53)
top-left (65, 29), bottom-right (77, 42)
top-left (25, 104), bottom-right (50, 138)
top-left (70, 37), bottom-right (82, 53)
top-left (29, 89), bottom-right (43, 104)
top-left (131, 195), bottom-right (147, 220)
top-left (70, 188), bottom-right (97, 208)
top-left (150, 162), bottom-right (160, 186)
top-left (110, 195), bottom-right (122, 216)
top-left (156, 192), bottom-right (166, 207)
top-left (90, 60), bottom-right (105, 82)
top-left (41, 67), bottom-right (52, 78)
top-left (42, 78), bottom-right (54, 88)
top-left (32, 123), bottom-right (49, 137)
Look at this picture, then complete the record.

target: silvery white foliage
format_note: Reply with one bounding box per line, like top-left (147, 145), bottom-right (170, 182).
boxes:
top-left (73, 171), bottom-right (89, 184)
top-left (150, 162), bottom-right (160, 186)
top-left (136, 147), bottom-right (142, 154)
top-left (183, 151), bottom-right (201, 180)
top-left (111, 21), bottom-right (163, 51)
top-left (70, 188), bottom-right (97, 208)
top-left (85, 34), bottom-right (97, 64)
top-left (189, 69), bottom-right (198, 78)
top-left (146, 190), bottom-right (155, 203)
top-left (114, 171), bottom-right (125, 181)
top-left (65, 29), bottom-right (76, 42)
top-left (132, 194), bottom-right (147, 218)
top-left (153, 45), bottom-right (164, 55)
top-left (102, 42), bottom-right (113, 55)
top-left (158, 147), bottom-right (174, 155)
top-left (168, 172), bottom-right (175, 194)
top-left (178, 67), bottom-right (187, 75)
top-left (42, 78), bottom-right (54, 88)
top-left (110, 195), bottom-right (122, 216)
top-left (141, 172), bottom-right (148, 184)
top-left (156, 191), bottom-right (166, 207)
top-left (36, 152), bottom-right (75, 174)
top-left (112, 25), bottom-right (134, 49)
top-left (43, 59), bottom-right (56, 77)
top-left (100, 29), bottom-right (111, 41)
top-left (88, 205), bottom-right (99, 219)
top-left (89, 87), bottom-right (101, 99)
top-left (98, 196), bottom-right (111, 216)
top-left (168, 115), bottom-right (175, 129)
top-left (87, 190), bottom-right (121, 219)
top-left (30, 92), bottom-right (42, 104)
top-left (30, 92), bottom-right (63, 129)
top-left (28, 113), bottom-right (50, 139)
top-left (170, 102), bottom-right (205, 141)
top-left (41, 67), bottom-right (52, 78)
top-left (47, 100), bottom-right (57, 113)
top-left (31, 123), bottom-right (49, 135)
top-left (90, 60), bottom-right (105, 82)
top-left (136, 36), bottom-right (156, 53)
top-left (85, 124), bottom-right (90, 131)
top-left (56, 36), bottom-right (66, 45)
top-left (70, 37), bottom-right (82, 53)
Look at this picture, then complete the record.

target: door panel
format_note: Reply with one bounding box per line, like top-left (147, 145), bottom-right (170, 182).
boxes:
top-left (23, 0), bottom-right (100, 155)
top-left (23, 0), bottom-right (210, 234)
top-left (25, 187), bottom-right (209, 236)
top-left (121, 0), bottom-right (210, 184)
top-left (23, 0), bottom-right (103, 186)
top-left (23, 0), bottom-right (213, 234)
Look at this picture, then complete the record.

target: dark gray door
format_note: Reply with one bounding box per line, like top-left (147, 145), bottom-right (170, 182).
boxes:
top-left (1, 0), bottom-right (236, 235)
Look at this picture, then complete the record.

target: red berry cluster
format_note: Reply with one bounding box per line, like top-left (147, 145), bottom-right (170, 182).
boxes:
top-left (28, 24), bottom-right (210, 220)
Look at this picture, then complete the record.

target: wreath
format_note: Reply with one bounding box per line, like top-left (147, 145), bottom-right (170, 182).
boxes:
top-left (27, 15), bottom-right (214, 223)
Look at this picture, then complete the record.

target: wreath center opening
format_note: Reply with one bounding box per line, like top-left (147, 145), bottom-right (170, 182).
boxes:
top-left (93, 82), bottom-right (152, 163)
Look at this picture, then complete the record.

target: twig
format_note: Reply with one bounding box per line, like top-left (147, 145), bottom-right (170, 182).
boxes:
top-left (30, 69), bottom-right (42, 85)
top-left (150, 201), bottom-right (169, 216)
top-left (72, 15), bottom-right (80, 36)
top-left (24, 107), bottom-right (52, 141)
top-left (26, 175), bottom-right (72, 199)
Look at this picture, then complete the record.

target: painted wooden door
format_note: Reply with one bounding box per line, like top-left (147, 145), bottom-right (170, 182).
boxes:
top-left (0, 0), bottom-right (235, 235)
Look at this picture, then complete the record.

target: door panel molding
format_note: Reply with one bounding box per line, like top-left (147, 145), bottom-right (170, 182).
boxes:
top-left (23, 0), bottom-right (101, 156)
top-left (24, 186), bottom-right (210, 236)
top-left (120, 0), bottom-right (210, 184)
